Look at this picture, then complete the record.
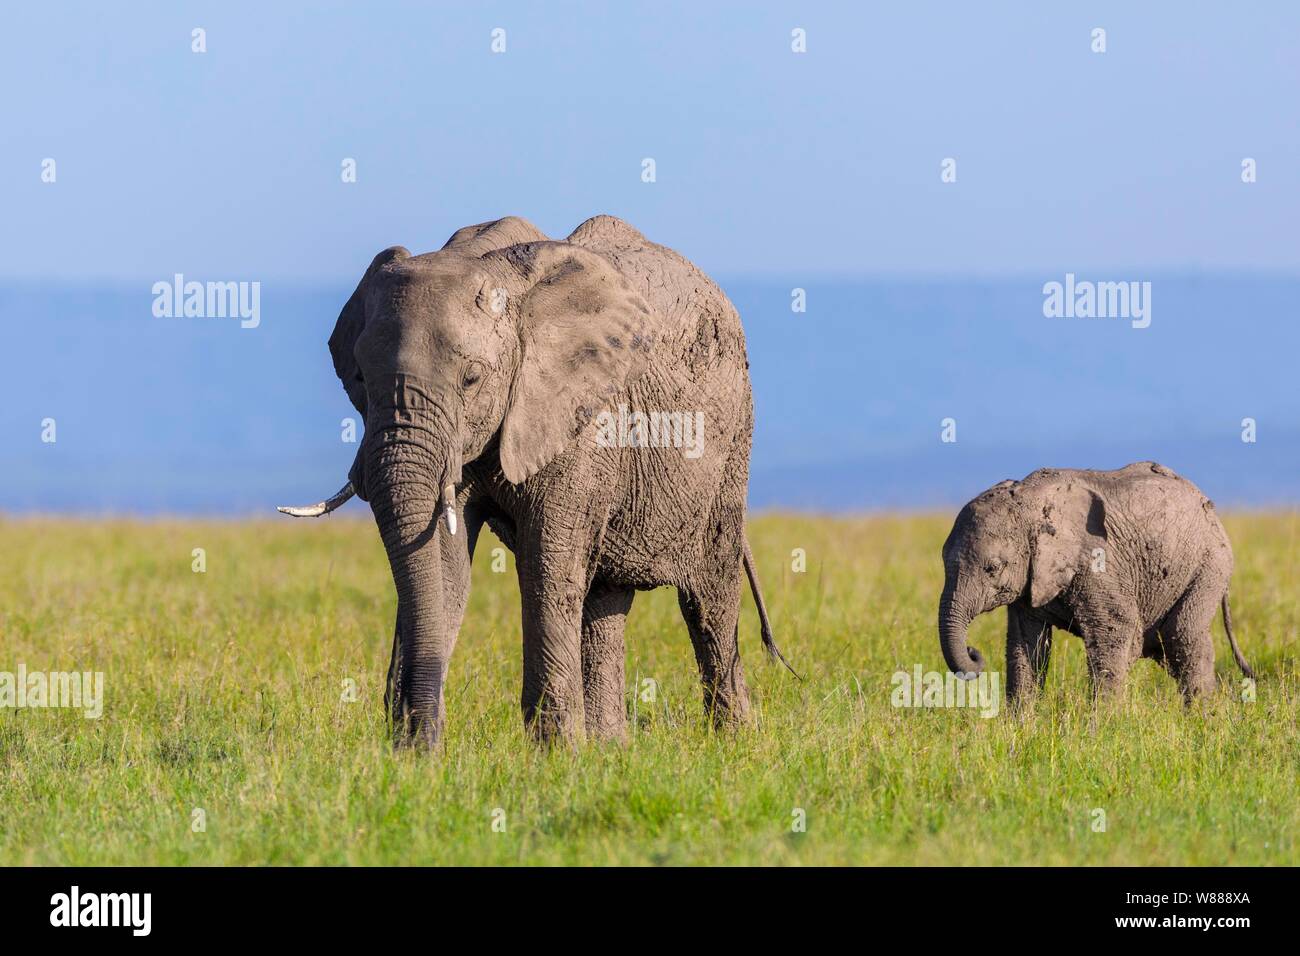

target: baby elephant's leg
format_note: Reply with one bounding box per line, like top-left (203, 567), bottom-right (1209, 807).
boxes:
top-left (1160, 575), bottom-right (1222, 702)
top-left (1005, 603), bottom-right (1053, 706)
top-left (1079, 603), bottom-right (1142, 699)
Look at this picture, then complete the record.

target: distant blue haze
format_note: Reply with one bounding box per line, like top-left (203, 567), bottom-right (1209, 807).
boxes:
top-left (4, 275), bottom-right (1295, 514)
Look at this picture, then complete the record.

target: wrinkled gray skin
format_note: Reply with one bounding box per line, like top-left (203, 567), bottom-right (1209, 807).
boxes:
top-left (939, 462), bottom-right (1254, 704)
top-left (285, 216), bottom-right (788, 749)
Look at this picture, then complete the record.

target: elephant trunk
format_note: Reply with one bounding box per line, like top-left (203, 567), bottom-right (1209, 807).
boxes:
top-left (365, 417), bottom-right (455, 749)
top-left (938, 578), bottom-right (984, 679)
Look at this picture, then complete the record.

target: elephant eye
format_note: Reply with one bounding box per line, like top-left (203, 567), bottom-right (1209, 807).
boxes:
top-left (983, 562), bottom-right (998, 575)
top-left (462, 366), bottom-right (482, 388)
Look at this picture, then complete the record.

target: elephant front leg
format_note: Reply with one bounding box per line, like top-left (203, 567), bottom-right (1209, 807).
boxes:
top-left (516, 509), bottom-right (598, 744)
top-left (518, 573), bottom-right (587, 744)
top-left (514, 455), bottom-right (618, 745)
top-left (1005, 603), bottom-right (1052, 707)
top-left (385, 611), bottom-right (403, 728)
top-left (581, 584), bottom-right (633, 742)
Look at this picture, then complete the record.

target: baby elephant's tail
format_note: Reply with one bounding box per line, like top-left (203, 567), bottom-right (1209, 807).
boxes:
top-left (1221, 594), bottom-right (1255, 680)
top-left (743, 537), bottom-right (801, 679)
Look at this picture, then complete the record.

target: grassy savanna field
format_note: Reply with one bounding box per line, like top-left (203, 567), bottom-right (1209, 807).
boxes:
top-left (0, 512), bottom-right (1296, 866)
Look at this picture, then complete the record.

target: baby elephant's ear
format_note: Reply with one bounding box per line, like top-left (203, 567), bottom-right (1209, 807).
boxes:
top-left (1029, 485), bottom-right (1107, 608)
top-left (499, 245), bottom-right (655, 485)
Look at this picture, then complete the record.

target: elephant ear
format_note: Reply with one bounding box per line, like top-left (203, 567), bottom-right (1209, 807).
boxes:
top-left (498, 244), bottom-right (656, 485)
top-left (1029, 482), bottom-right (1108, 608)
top-left (327, 246), bottom-right (410, 415)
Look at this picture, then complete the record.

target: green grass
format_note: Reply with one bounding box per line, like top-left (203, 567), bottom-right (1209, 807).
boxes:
top-left (1, 512), bottom-right (1296, 865)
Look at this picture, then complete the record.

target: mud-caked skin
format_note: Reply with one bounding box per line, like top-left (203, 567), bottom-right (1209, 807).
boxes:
top-left (305, 215), bottom-right (784, 749)
top-left (938, 462), bottom-right (1254, 704)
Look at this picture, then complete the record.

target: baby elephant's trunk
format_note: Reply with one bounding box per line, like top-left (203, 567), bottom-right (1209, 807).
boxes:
top-left (938, 583), bottom-right (985, 679)
top-left (1221, 595), bottom-right (1255, 680)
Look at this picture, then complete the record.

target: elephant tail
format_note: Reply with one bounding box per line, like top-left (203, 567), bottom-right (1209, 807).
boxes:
top-left (1221, 594), bottom-right (1255, 680)
top-left (743, 536), bottom-right (801, 680)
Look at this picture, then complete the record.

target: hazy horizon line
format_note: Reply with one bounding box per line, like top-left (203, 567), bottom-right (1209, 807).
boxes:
top-left (4, 503), bottom-right (1297, 523)
top-left (4, 267), bottom-right (1300, 290)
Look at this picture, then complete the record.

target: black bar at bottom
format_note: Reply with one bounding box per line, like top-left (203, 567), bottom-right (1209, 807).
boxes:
top-left (0, 866), bottom-right (1277, 941)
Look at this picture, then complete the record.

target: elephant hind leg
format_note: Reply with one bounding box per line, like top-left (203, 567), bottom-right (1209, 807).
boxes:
top-left (581, 583), bottom-right (634, 742)
top-left (676, 431), bottom-right (754, 728)
top-left (677, 557), bottom-right (752, 728)
top-left (1159, 574), bottom-right (1223, 702)
top-left (1079, 603), bottom-right (1142, 700)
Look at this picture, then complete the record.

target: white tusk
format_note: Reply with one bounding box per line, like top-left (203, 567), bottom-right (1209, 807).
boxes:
top-left (442, 483), bottom-right (457, 535)
top-left (277, 482), bottom-right (356, 518)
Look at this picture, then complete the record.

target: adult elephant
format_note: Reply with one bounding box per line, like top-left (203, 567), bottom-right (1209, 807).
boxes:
top-left (281, 215), bottom-right (791, 748)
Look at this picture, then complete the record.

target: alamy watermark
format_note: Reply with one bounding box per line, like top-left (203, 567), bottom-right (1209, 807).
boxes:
top-left (1042, 273), bottom-right (1151, 328)
top-left (595, 404), bottom-right (704, 459)
top-left (50, 886), bottom-right (150, 936)
top-left (152, 274), bottom-right (261, 329)
top-left (890, 665), bottom-right (1001, 718)
top-left (0, 665), bottom-right (103, 718)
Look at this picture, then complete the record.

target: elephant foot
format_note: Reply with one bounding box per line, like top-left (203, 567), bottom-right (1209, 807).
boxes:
top-left (1005, 690), bottom-right (1039, 716)
top-left (392, 711), bottom-right (444, 752)
top-left (1179, 673), bottom-right (1218, 706)
top-left (582, 683), bottom-right (629, 743)
top-left (524, 691), bottom-right (586, 747)
top-left (704, 680), bottom-right (753, 729)
top-left (1171, 648), bottom-right (1217, 704)
top-left (586, 714), bottom-right (629, 745)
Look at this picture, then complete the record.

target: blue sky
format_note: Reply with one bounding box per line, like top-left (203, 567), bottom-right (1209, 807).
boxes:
top-left (2, 3), bottom-right (1297, 513)
top-left (4, 1), bottom-right (1298, 281)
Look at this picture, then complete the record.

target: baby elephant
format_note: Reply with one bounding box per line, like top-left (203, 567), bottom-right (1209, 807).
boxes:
top-left (938, 462), bottom-right (1253, 704)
